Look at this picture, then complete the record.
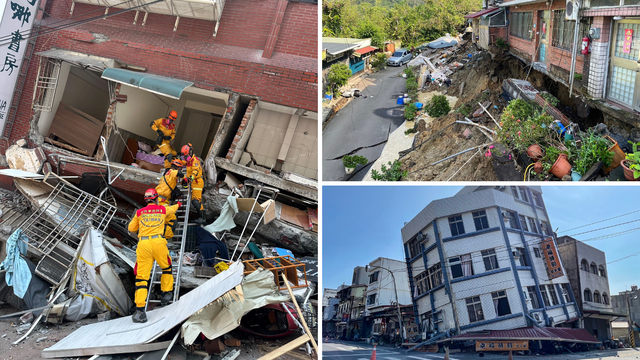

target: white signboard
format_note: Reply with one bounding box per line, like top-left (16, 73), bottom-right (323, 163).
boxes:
top-left (0, 0), bottom-right (38, 137)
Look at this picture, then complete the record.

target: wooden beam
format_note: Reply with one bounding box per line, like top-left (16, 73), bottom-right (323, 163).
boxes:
top-left (44, 137), bottom-right (88, 155)
top-left (282, 273), bottom-right (318, 353)
top-left (257, 335), bottom-right (311, 360)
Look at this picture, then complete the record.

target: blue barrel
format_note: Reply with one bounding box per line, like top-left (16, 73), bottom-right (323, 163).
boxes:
top-left (397, 96), bottom-right (404, 105)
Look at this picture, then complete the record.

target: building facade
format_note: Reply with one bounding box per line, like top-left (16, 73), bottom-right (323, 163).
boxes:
top-left (557, 236), bottom-right (620, 341)
top-left (0, 0), bottom-right (319, 206)
top-left (401, 186), bottom-right (580, 343)
top-left (612, 286), bottom-right (640, 346)
top-left (365, 257), bottom-right (413, 313)
top-left (336, 283), bottom-right (368, 339)
top-left (496, 0), bottom-right (640, 134)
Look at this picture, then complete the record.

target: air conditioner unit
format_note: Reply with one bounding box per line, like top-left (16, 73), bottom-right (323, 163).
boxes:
top-left (512, 250), bottom-right (522, 258)
top-left (533, 313), bottom-right (541, 321)
top-left (566, 0), bottom-right (578, 21)
top-left (417, 232), bottom-right (425, 242)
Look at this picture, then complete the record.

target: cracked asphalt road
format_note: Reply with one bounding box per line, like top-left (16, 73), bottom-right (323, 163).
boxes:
top-left (322, 66), bottom-right (408, 181)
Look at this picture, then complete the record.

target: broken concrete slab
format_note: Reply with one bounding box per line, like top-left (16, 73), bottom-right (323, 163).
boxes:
top-left (41, 262), bottom-right (244, 358)
top-left (5, 145), bottom-right (46, 174)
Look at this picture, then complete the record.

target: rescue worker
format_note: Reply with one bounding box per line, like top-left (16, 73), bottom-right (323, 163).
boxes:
top-left (155, 159), bottom-right (184, 203)
top-left (128, 188), bottom-right (181, 323)
top-left (151, 110), bottom-right (178, 169)
top-left (180, 143), bottom-right (206, 225)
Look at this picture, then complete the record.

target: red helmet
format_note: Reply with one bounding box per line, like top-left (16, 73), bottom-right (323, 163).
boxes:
top-left (171, 159), bottom-right (183, 168)
top-left (181, 143), bottom-right (193, 157)
top-left (144, 188), bottom-right (158, 202)
top-left (168, 110), bottom-right (178, 121)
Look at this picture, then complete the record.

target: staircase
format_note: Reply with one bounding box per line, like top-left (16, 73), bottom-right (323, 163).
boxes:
top-left (144, 183), bottom-right (191, 311)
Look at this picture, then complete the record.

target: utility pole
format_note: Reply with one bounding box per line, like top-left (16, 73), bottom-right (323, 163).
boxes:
top-left (367, 264), bottom-right (405, 343)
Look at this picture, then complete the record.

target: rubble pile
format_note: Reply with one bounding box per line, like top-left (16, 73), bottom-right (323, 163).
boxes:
top-left (0, 139), bottom-right (319, 360)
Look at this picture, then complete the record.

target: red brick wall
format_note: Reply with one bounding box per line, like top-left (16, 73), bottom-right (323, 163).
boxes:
top-left (273, 1), bottom-right (318, 58)
top-left (507, 3), bottom-right (585, 76)
top-left (226, 99), bottom-right (257, 161)
top-left (1, 0), bottom-right (317, 153)
top-left (490, 27), bottom-right (508, 45)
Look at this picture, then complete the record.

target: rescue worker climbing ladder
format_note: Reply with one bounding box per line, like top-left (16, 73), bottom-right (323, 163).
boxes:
top-left (151, 111), bottom-right (178, 169)
top-left (127, 188), bottom-right (182, 323)
top-left (181, 143), bottom-right (206, 225)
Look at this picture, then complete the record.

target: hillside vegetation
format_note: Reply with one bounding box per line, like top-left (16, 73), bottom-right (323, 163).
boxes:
top-left (322, 0), bottom-right (482, 47)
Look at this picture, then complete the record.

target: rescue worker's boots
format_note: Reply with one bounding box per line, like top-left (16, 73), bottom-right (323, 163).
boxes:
top-left (194, 209), bottom-right (206, 225)
top-left (132, 307), bottom-right (147, 323)
top-left (161, 291), bottom-right (173, 306)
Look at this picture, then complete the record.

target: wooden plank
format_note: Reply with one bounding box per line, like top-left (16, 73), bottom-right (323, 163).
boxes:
top-left (41, 262), bottom-right (244, 358)
top-left (282, 273), bottom-right (318, 354)
top-left (44, 137), bottom-right (88, 155)
top-left (48, 102), bottom-right (104, 154)
top-left (41, 341), bottom-right (173, 358)
top-left (257, 335), bottom-right (311, 360)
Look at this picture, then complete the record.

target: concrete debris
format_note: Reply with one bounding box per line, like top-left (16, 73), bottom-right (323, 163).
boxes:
top-left (18, 312), bottom-right (33, 325)
top-left (35, 336), bottom-right (47, 343)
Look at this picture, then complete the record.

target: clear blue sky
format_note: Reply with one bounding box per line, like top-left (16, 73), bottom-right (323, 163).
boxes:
top-left (323, 185), bottom-right (640, 295)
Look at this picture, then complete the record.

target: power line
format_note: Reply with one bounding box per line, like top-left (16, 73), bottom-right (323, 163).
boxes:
top-left (564, 218), bottom-right (640, 237)
top-left (560, 209), bottom-right (640, 233)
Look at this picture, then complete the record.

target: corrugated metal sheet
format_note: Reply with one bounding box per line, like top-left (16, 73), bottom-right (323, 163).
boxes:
top-left (464, 7), bottom-right (500, 19)
top-left (101, 68), bottom-right (193, 100)
top-left (449, 326), bottom-right (600, 344)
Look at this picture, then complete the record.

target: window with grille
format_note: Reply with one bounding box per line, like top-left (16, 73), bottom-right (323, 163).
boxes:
top-left (415, 271), bottom-right (429, 296)
top-left (490, 10), bottom-right (506, 26)
top-left (33, 58), bottom-right (61, 112)
top-left (548, 285), bottom-right (559, 305)
top-left (510, 12), bottom-right (533, 40)
top-left (408, 238), bottom-right (421, 259)
top-left (540, 285), bottom-right (551, 307)
top-left (552, 11), bottom-right (588, 51)
top-left (492, 290), bottom-right (512, 316)
top-left (519, 187), bottom-right (529, 202)
top-left (482, 249), bottom-right (499, 271)
top-left (511, 186), bottom-right (519, 199)
top-left (466, 296), bottom-right (485, 323)
top-left (504, 211), bottom-right (519, 230)
top-left (429, 263), bottom-right (443, 289)
top-left (449, 215), bottom-right (465, 236)
top-left (473, 210), bottom-right (489, 231)
top-left (528, 218), bottom-right (539, 233)
top-left (519, 215), bottom-right (529, 232)
top-left (528, 286), bottom-right (540, 308)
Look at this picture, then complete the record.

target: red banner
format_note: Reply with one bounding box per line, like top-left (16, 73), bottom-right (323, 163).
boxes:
top-left (623, 29), bottom-right (633, 54)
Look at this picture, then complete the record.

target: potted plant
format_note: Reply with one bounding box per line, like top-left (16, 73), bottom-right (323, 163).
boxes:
top-left (621, 141), bottom-right (640, 181)
top-left (541, 146), bottom-right (571, 179)
top-left (602, 134), bottom-right (626, 174)
top-left (342, 155), bottom-right (368, 174)
top-left (572, 130), bottom-right (614, 177)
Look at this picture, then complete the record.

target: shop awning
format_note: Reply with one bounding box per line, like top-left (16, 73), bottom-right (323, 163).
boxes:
top-left (465, 7), bottom-right (500, 19)
top-left (354, 46), bottom-right (377, 56)
top-left (35, 48), bottom-right (117, 72)
top-left (445, 326), bottom-right (600, 344)
top-left (101, 68), bottom-right (193, 99)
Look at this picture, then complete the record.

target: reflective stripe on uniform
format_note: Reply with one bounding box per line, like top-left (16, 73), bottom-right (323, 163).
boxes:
top-left (192, 187), bottom-right (203, 191)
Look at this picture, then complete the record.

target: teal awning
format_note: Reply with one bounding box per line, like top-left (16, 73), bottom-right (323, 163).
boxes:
top-left (101, 68), bottom-right (193, 99)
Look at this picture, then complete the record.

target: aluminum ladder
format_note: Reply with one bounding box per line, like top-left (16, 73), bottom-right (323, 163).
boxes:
top-left (144, 183), bottom-right (191, 311)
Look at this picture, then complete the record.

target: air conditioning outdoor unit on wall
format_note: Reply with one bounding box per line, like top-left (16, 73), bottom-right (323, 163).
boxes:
top-left (566, 0), bottom-right (578, 21)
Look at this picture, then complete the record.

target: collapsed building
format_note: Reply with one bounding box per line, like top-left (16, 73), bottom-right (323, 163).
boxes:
top-left (0, 0), bottom-right (319, 358)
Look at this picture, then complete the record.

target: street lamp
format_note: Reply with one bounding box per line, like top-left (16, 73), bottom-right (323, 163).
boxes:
top-left (366, 264), bottom-right (405, 343)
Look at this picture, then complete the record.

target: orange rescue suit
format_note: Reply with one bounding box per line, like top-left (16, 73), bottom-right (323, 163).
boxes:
top-left (151, 118), bottom-right (177, 169)
top-left (185, 156), bottom-right (204, 210)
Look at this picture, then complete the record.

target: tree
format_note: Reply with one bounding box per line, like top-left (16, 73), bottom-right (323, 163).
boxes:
top-left (327, 63), bottom-right (352, 95)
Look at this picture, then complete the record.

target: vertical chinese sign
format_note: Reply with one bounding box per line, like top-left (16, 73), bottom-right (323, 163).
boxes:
top-left (0, 0), bottom-right (38, 137)
top-left (541, 237), bottom-right (564, 279)
top-left (623, 29), bottom-right (633, 54)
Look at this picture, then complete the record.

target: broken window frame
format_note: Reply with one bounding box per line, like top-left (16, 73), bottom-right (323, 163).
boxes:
top-left (32, 57), bottom-right (61, 112)
top-left (516, 247), bottom-right (529, 266)
top-left (408, 238), bottom-right (422, 259)
top-left (518, 187), bottom-right (529, 202)
top-left (449, 254), bottom-right (474, 279)
top-left (369, 271), bottom-right (379, 284)
top-left (491, 290), bottom-right (512, 317)
top-left (540, 285), bottom-right (551, 307)
top-left (511, 186), bottom-right (519, 199)
top-left (528, 217), bottom-right (539, 233)
top-left (428, 263), bottom-right (443, 289)
top-left (532, 192), bottom-right (544, 207)
top-left (415, 271), bottom-right (429, 296)
top-left (519, 215), bottom-right (529, 232)
top-left (562, 284), bottom-right (572, 303)
top-left (367, 293), bottom-right (377, 305)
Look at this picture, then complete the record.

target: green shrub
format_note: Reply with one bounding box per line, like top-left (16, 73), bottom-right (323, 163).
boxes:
top-left (426, 95), bottom-right (450, 118)
top-left (405, 78), bottom-right (418, 93)
top-left (404, 68), bottom-right (415, 78)
top-left (497, 100), bottom-right (554, 152)
top-left (405, 103), bottom-right (418, 120)
top-left (574, 73), bottom-right (583, 81)
top-left (572, 130), bottom-right (613, 175)
top-left (327, 63), bottom-right (352, 95)
top-left (625, 141), bottom-right (640, 179)
top-left (342, 155), bottom-right (368, 169)
top-left (457, 104), bottom-right (472, 117)
top-left (540, 92), bottom-right (560, 107)
top-left (496, 37), bottom-right (509, 49)
top-left (405, 128), bottom-right (416, 135)
top-left (371, 160), bottom-right (407, 181)
top-left (371, 53), bottom-right (388, 70)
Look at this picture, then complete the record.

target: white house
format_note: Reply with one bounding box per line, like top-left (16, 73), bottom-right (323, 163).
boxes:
top-left (365, 257), bottom-right (413, 313)
top-left (401, 186), bottom-right (580, 341)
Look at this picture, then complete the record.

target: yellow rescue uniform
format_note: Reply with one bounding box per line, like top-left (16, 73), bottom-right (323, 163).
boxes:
top-left (128, 203), bottom-right (179, 308)
top-left (155, 169), bottom-right (182, 201)
top-left (151, 118), bottom-right (177, 169)
top-left (186, 156), bottom-right (204, 210)
top-left (159, 199), bottom-right (177, 240)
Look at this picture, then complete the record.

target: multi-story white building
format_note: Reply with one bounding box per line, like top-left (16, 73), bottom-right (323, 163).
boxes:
top-left (401, 186), bottom-right (580, 341)
top-left (365, 257), bottom-right (413, 312)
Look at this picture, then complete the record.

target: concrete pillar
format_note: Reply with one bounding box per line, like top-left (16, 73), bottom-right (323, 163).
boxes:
top-left (587, 16), bottom-right (612, 99)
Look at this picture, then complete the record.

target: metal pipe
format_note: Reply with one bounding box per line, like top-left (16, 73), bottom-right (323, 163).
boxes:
top-left (235, 201), bottom-right (273, 261)
top-left (569, 0), bottom-right (582, 97)
top-left (231, 188), bottom-right (263, 260)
